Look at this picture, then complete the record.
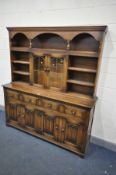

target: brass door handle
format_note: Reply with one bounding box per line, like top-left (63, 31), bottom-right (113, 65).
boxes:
top-left (55, 125), bottom-right (59, 130)
top-left (44, 67), bottom-right (50, 72)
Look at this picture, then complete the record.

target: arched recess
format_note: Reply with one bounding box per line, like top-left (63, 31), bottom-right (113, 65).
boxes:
top-left (11, 33), bottom-right (30, 47)
top-left (32, 33), bottom-right (67, 50)
top-left (70, 33), bottom-right (99, 51)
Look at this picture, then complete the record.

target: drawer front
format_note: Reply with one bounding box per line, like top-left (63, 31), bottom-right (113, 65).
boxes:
top-left (5, 89), bottom-right (89, 122)
top-left (6, 89), bottom-right (18, 100)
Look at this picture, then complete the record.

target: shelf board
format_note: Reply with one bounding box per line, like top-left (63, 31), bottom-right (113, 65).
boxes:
top-left (12, 60), bottom-right (29, 64)
top-left (69, 50), bottom-right (98, 57)
top-left (67, 79), bottom-right (94, 87)
top-left (13, 71), bottom-right (30, 76)
top-left (31, 48), bottom-right (67, 55)
top-left (11, 47), bottom-right (29, 52)
top-left (11, 47), bottom-right (98, 57)
top-left (68, 67), bottom-right (96, 73)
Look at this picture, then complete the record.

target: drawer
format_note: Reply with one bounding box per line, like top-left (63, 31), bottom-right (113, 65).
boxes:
top-left (6, 89), bottom-right (18, 100)
top-left (22, 94), bottom-right (37, 105)
top-left (65, 105), bottom-right (87, 119)
top-left (42, 99), bottom-right (57, 111)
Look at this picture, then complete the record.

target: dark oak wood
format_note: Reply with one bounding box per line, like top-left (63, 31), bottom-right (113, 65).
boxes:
top-left (3, 26), bottom-right (107, 157)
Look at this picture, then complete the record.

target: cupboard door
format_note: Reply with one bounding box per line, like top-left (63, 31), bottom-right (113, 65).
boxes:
top-left (43, 114), bottom-right (55, 137)
top-left (17, 104), bottom-right (26, 127)
top-left (6, 103), bottom-right (17, 122)
top-left (65, 122), bottom-right (85, 151)
top-left (54, 117), bottom-right (66, 143)
top-left (49, 57), bottom-right (64, 90)
top-left (65, 123), bottom-right (78, 145)
top-left (26, 108), bottom-right (34, 128)
top-left (34, 110), bottom-right (44, 134)
top-left (33, 55), bottom-right (46, 86)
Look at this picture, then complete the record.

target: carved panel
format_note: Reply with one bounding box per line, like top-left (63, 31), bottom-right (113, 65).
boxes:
top-left (17, 104), bottom-right (26, 127)
top-left (65, 123), bottom-right (78, 145)
top-left (54, 117), bottom-right (66, 143)
top-left (6, 103), bottom-right (17, 121)
top-left (36, 98), bottom-right (44, 107)
top-left (57, 103), bottom-right (66, 113)
top-left (26, 108), bottom-right (34, 128)
top-left (43, 115), bottom-right (54, 137)
top-left (65, 121), bottom-right (86, 151)
top-left (34, 110), bottom-right (44, 134)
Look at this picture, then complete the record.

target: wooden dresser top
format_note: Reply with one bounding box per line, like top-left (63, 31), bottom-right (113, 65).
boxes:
top-left (3, 82), bottom-right (96, 109)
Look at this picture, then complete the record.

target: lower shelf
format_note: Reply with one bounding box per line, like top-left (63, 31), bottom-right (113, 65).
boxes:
top-left (6, 121), bottom-right (85, 158)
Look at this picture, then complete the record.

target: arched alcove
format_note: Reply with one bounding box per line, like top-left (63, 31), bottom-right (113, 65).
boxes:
top-left (11, 33), bottom-right (30, 47)
top-left (70, 33), bottom-right (99, 51)
top-left (32, 33), bottom-right (67, 50)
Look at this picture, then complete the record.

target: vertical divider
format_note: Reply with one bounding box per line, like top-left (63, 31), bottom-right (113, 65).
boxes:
top-left (29, 53), bottom-right (34, 85)
top-left (62, 55), bottom-right (69, 91)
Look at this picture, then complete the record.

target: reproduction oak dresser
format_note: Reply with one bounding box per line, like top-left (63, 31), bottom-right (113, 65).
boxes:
top-left (3, 26), bottom-right (107, 157)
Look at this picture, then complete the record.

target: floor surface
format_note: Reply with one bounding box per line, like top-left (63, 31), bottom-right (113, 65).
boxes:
top-left (0, 110), bottom-right (116, 175)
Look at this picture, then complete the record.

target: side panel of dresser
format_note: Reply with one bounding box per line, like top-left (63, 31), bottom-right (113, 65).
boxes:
top-left (3, 87), bottom-right (94, 157)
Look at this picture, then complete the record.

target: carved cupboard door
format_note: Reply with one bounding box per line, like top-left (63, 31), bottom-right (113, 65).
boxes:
top-left (43, 114), bottom-right (55, 138)
top-left (65, 122), bottom-right (86, 152)
top-left (54, 117), bottom-right (66, 143)
top-left (49, 56), bottom-right (65, 90)
top-left (6, 103), bottom-right (17, 122)
top-left (26, 108), bottom-right (34, 128)
top-left (17, 104), bottom-right (26, 127)
top-left (34, 110), bottom-right (44, 134)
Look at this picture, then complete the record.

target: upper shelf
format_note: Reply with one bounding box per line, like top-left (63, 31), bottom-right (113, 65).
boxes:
top-left (11, 47), bottom-right (98, 57)
top-left (12, 60), bottom-right (29, 64)
top-left (11, 33), bottom-right (30, 47)
top-left (67, 79), bottom-right (94, 87)
top-left (68, 67), bottom-right (96, 73)
top-left (11, 47), bottom-right (29, 52)
top-left (11, 32), bottom-right (99, 54)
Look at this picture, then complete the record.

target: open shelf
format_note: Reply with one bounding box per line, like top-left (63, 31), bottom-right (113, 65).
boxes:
top-left (69, 55), bottom-right (97, 70)
top-left (11, 51), bottom-right (29, 61)
top-left (12, 60), bottom-right (29, 64)
top-left (13, 74), bottom-right (29, 83)
top-left (70, 33), bottom-right (99, 52)
top-left (69, 50), bottom-right (98, 57)
top-left (67, 83), bottom-right (94, 96)
top-left (68, 67), bottom-right (96, 73)
top-left (32, 33), bottom-right (67, 50)
top-left (67, 79), bottom-right (94, 87)
top-left (11, 47), bottom-right (29, 52)
top-left (13, 71), bottom-right (29, 76)
top-left (11, 33), bottom-right (30, 47)
top-left (68, 71), bottom-right (95, 83)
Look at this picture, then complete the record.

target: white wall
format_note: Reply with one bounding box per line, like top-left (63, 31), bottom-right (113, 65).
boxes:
top-left (0, 0), bottom-right (116, 145)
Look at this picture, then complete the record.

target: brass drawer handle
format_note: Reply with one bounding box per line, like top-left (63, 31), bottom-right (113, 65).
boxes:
top-left (48, 103), bottom-right (52, 108)
top-left (61, 128), bottom-right (65, 132)
top-left (71, 110), bottom-right (76, 116)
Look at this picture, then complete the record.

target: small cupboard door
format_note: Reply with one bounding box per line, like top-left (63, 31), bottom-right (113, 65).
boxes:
top-left (17, 104), bottom-right (26, 127)
top-left (6, 103), bottom-right (17, 122)
top-left (34, 110), bottom-right (44, 134)
top-left (54, 117), bottom-right (66, 143)
top-left (43, 114), bottom-right (55, 137)
top-left (65, 122), bottom-right (86, 152)
top-left (33, 55), bottom-right (46, 86)
top-left (26, 108), bottom-right (34, 128)
top-left (49, 56), bottom-right (65, 90)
